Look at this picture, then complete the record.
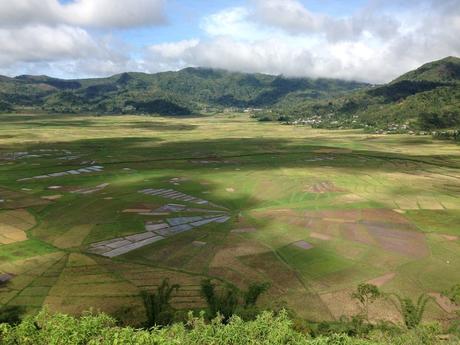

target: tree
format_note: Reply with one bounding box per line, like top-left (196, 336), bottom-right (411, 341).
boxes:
top-left (200, 280), bottom-right (270, 323)
top-left (141, 278), bottom-right (180, 327)
top-left (351, 283), bottom-right (381, 322)
top-left (200, 279), bottom-right (239, 322)
top-left (388, 293), bottom-right (432, 329)
top-left (244, 282), bottom-right (271, 308)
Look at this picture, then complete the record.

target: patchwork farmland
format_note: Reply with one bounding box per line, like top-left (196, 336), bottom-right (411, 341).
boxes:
top-left (0, 113), bottom-right (459, 324)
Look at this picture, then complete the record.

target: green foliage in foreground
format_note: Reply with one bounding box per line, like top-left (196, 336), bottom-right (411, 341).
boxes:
top-left (0, 309), bottom-right (455, 345)
top-left (141, 279), bottom-right (180, 327)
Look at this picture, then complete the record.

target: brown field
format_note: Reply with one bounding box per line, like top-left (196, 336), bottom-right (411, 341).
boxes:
top-left (306, 181), bottom-right (347, 193)
top-left (366, 272), bottom-right (396, 287)
top-left (52, 224), bottom-right (93, 249)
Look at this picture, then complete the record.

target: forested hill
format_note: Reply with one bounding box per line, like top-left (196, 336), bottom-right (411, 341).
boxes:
top-left (392, 56), bottom-right (460, 83)
top-left (0, 68), bottom-right (367, 115)
top-left (272, 56), bottom-right (460, 131)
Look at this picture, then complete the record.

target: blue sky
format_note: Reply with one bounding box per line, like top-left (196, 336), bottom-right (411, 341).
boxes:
top-left (0, 0), bottom-right (459, 82)
top-left (107, 0), bottom-right (372, 48)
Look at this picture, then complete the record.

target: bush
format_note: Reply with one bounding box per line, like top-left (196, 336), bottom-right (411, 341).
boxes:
top-left (1, 308), bottom-right (456, 345)
top-left (0, 306), bottom-right (24, 325)
top-left (0, 308), bottom-right (116, 345)
top-left (258, 116), bottom-right (274, 122)
top-left (200, 280), bottom-right (270, 322)
top-left (200, 279), bottom-right (239, 322)
top-left (141, 278), bottom-right (179, 327)
top-left (387, 293), bottom-right (432, 329)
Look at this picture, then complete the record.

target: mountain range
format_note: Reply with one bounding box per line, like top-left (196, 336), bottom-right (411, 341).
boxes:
top-left (0, 56), bottom-right (459, 130)
top-left (0, 68), bottom-right (366, 115)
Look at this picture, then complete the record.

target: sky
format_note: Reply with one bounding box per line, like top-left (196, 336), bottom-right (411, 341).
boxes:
top-left (0, 0), bottom-right (459, 83)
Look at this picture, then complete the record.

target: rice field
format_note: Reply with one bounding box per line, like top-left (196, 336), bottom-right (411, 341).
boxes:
top-left (0, 112), bottom-right (459, 323)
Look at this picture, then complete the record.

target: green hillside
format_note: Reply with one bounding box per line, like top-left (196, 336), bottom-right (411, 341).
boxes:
top-left (393, 56), bottom-right (460, 83)
top-left (0, 69), bottom-right (366, 115)
top-left (270, 57), bottom-right (460, 132)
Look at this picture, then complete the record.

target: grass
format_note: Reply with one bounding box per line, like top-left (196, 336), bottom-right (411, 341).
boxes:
top-left (0, 239), bottom-right (57, 262)
top-left (0, 112), bottom-right (459, 324)
top-left (405, 210), bottom-right (460, 235)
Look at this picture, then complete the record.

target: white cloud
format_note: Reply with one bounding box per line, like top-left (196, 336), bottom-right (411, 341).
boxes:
top-left (148, 39), bottom-right (199, 59)
top-left (63, 0), bottom-right (166, 28)
top-left (0, 0), bottom-right (459, 82)
top-left (250, 0), bottom-right (402, 42)
top-left (0, 25), bottom-right (136, 78)
top-left (0, 25), bottom-right (96, 64)
top-left (201, 7), bottom-right (258, 38)
top-left (250, 0), bottom-right (322, 35)
top-left (145, 36), bottom-right (395, 82)
top-left (0, 0), bottom-right (166, 28)
top-left (146, 37), bottom-right (314, 76)
top-left (142, 0), bottom-right (460, 83)
top-left (0, 0), bottom-right (166, 78)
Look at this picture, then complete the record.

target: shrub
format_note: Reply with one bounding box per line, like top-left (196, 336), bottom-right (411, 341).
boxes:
top-left (200, 280), bottom-right (270, 322)
top-left (244, 282), bottom-right (271, 308)
top-left (387, 293), bottom-right (432, 329)
top-left (200, 279), bottom-right (239, 322)
top-left (0, 306), bottom-right (24, 325)
top-left (141, 278), bottom-right (179, 327)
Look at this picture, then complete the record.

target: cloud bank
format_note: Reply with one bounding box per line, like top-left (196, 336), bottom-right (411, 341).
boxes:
top-left (0, 0), bottom-right (459, 83)
top-left (0, 0), bottom-right (166, 28)
top-left (146, 0), bottom-right (460, 83)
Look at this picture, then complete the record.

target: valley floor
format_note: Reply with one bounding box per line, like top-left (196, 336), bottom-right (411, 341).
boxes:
top-left (0, 113), bottom-right (459, 324)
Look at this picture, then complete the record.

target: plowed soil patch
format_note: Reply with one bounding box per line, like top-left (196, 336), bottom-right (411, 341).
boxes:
top-left (260, 208), bottom-right (428, 258)
top-left (366, 272), bottom-right (395, 287)
top-left (440, 234), bottom-right (459, 241)
top-left (293, 241), bottom-right (313, 250)
top-left (310, 232), bottom-right (332, 241)
top-left (306, 181), bottom-right (347, 193)
top-left (365, 223), bottom-right (428, 258)
top-left (429, 293), bottom-right (460, 313)
top-left (341, 223), bottom-right (376, 246)
top-left (361, 209), bottom-right (411, 224)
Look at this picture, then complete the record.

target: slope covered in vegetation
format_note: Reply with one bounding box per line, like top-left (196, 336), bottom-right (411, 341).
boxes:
top-left (0, 69), bottom-right (366, 115)
top-left (268, 57), bottom-right (460, 131)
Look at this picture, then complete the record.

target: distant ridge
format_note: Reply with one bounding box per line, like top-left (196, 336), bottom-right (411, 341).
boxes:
top-left (0, 68), bottom-right (367, 115)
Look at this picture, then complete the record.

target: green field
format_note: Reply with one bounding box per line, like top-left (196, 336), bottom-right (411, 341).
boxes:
top-left (0, 113), bottom-right (459, 324)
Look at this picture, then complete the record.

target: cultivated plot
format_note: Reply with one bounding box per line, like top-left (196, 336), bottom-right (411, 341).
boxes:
top-left (0, 113), bottom-right (459, 323)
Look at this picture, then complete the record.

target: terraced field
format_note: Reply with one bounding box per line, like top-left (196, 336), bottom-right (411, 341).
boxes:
top-left (0, 113), bottom-right (459, 323)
